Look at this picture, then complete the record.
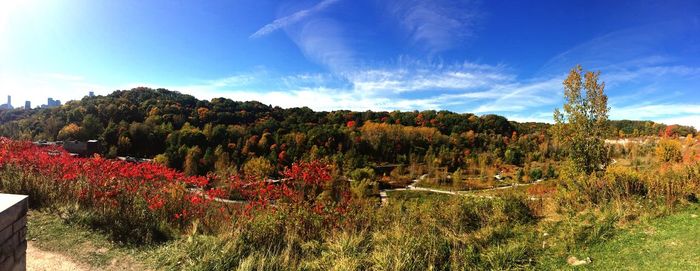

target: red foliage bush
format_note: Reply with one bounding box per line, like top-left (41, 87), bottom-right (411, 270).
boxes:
top-left (0, 138), bottom-right (224, 241)
top-left (228, 160), bottom-right (353, 227)
top-left (0, 138), bottom-right (356, 242)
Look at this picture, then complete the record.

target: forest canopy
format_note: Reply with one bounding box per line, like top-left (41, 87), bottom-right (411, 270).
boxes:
top-left (0, 87), bottom-right (694, 176)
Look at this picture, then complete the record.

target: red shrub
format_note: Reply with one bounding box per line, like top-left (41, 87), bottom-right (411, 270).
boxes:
top-left (0, 138), bottom-right (223, 230)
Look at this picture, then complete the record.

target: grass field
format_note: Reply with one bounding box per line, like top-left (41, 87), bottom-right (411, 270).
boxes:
top-left (26, 199), bottom-right (700, 270)
top-left (380, 190), bottom-right (700, 270)
top-left (27, 210), bottom-right (148, 270)
top-left (555, 203), bottom-right (700, 270)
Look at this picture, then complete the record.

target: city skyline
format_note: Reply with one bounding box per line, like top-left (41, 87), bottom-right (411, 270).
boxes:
top-left (0, 94), bottom-right (65, 109)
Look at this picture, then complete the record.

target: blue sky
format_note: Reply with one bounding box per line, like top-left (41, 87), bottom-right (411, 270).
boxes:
top-left (1, 0), bottom-right (699, 128)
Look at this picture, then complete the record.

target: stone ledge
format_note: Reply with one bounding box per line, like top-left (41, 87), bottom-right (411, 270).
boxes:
top-left (0, 194), bottom-right (27, 231)
top-left (0, 194), bottom-right (27, 271)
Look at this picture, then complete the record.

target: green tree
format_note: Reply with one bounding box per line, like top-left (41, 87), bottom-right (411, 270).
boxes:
top-left (504, 148), bottom-right (523, 166)
top-left (452, 169), bottom-right (463, 190)
top-left (545, 164), bottom-right (556, 179)
top-left (515, 168), bottom-right (524, 183)
top-left (81, 114), bottom-right (103, 140)
top-left (529, 168), bottom-right (543, 181)
top-left (553, 65), bottom-right (610, 174)
top-left (43, 116), bottom-right (64, 140)
top-left (213, 145), bottom-right (232, 175)
top-left (184, 146), bottom-right (202, 176)
top-left (117, 135), bottom-right (132, 155)
top-left (153, 154), bottom-right (169, 166)
top-left (242, 156), bottom-right (274, 179)
top-left (106, 146), bottom-right (118, 159)
top-left (202, 147), bottom-right (215, 172)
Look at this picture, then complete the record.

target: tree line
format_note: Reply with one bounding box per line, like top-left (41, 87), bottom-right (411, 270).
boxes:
top-left (0, 87), bottom-right (694, 177)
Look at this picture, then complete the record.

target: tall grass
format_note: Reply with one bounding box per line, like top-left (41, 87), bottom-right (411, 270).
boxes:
top-left (149, 195), bottom-right (541, 270)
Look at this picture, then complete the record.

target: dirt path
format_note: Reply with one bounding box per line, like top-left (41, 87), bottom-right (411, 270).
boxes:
top-left (380, 175), bottom-right (544, 204)
top-left (27, 242), bottom-right (89, 271)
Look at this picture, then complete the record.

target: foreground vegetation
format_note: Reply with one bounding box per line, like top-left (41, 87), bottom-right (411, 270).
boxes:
top-left (3, 65), bottom-right (700, 269)
top-left (545, 204), bottom-right (700, 270)
top-left (11, 142), bottom-right (700, 269)
top-left (29, 202), bottom-right (700, 270)
top-left (25, 165), bottom-right (700, 270)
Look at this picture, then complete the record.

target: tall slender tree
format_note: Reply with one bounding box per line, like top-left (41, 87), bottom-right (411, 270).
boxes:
top-left (553, 65), bottom-right (610, 174)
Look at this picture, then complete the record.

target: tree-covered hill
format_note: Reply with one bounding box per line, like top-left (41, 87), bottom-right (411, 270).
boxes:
top-left (0, 87), bottom-right (694, 175)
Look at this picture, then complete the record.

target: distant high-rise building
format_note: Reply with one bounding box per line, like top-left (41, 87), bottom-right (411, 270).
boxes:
top-left (88, 91), bottom-right (95, 97)
top-left (0, 95), bottom-right (12, 110)
top-left (24, 101), bottom-right (31, 110)
top-left (41, 97), bottom-right (62, 108)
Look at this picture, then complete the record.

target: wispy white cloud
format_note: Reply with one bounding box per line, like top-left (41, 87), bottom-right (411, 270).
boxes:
top-left (605, 65), bottom-right (700, 86)
top-left (207, 75), bottom-right (256, 88)
top-left (538, 20), bottom-right (697, 76)
top-left (346, 60), bottom-right (511, 93)
top-left (385, 0), bottom-right (480, 53)
top-left (470, 77), bottom-right (563, 113)
top-left (655, 115), bottom-right (700, 130)
top-left (611, 103), bottom-right (700, 129)
top-left (611, 104), bottom-right (700, 119)
top-left (203, 68), bottom-right (270, 88)
top-left (290, 18), bottom-right (355, 72)
top-left (503, 112), bottom-right (555, 124)
top-left (281, 73), bottom-right (349, 90)
top-left (170, 60), bottom-right (566, 116)
top-left (198, 88), bottom-right (441, 112)
top-left (533, 20), bottom-right (700, 129)
top-left (250, 0), bottom-right (340, 39)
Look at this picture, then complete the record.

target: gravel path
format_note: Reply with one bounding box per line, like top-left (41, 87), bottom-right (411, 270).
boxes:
top-left (27, 242), bottom-right (88, 271)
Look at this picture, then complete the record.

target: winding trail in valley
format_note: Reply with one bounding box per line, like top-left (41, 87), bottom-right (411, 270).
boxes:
top-left (379, 174), bottom-right (545, 205)
top-left (378, 159), bottom-right (621, 205)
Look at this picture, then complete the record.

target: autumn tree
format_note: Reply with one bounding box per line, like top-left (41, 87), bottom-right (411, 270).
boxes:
top-left (655, 139), bottom-right (682, 163)
top-left (242, 156), bottom-right (274, 179)
top-left (184, 146), bottom-right (202, 176)
top-left (117, 136), bottom-right (132, 155)
top-left (553, 65), bottom-right (610, 174)
top-left (213, 145), bottom-right (232, 175)
top-left (57, 123), bottom-right (82, 141)
top-left (686, 133), bottom-right (695, 146)
top-left (43, 116), bottom-right (65, 140)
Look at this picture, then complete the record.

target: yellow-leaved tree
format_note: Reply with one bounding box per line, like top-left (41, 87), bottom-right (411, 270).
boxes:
top-left (553, 65), bottom-right (610, 175)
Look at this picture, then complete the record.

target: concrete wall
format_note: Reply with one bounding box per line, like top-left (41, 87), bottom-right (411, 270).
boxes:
top-left (0, 194), bottom-right (28, 271)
